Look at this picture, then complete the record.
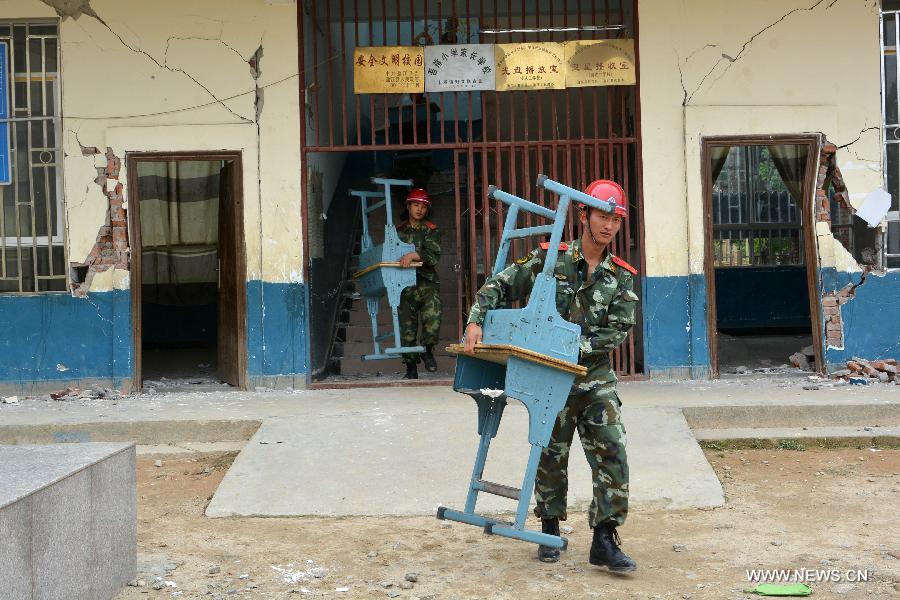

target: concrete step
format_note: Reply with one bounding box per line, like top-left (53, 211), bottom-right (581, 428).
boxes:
top-left (682, 403), bottom-right (900, 430)
top-left (337, 339), bottom-right (459, 362)
top-left (340, 323), bottom-right (460, 343)
top-left (693, 425), bottom-right (899, 444)
top-left (337, 356), bottom-right (457, 376)
top-left (345, 305), bottom-right (463, 328)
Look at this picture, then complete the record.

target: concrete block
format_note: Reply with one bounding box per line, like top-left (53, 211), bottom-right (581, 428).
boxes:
top-left (32, 468), bottom-right (93, 600)
top-left (0, 495), bottom-right (32, 599)
top-left (91, 448), bottom-right (137, 599)
top-left (0, 443), bottom-right (136, 600)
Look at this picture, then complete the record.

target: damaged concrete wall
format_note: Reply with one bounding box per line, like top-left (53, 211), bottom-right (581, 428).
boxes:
top-left (0, 0), bottom-right (303, 390)
top-left (638, 0), bottom-right (889, 378)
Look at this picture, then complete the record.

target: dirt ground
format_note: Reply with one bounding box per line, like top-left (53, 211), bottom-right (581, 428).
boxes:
top-left (116, 446), bottom-right (900, 600)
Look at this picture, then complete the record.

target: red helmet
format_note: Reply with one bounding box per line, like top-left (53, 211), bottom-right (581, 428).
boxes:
top-left (406, 188), bottom-right (431, 206)
top-left (583, 179), bottom-right (627, 218)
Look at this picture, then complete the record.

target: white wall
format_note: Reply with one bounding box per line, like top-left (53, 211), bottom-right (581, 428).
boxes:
top-left (3, 0), bottom-right (302, 290)
top-left (638, 0), bottom-right (883, 277)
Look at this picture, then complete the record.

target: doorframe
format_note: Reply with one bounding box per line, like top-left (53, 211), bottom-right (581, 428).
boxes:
top-left (700, 135), bottom-right (824, 378)
top-left (126, 151), bottom-right (248, 391)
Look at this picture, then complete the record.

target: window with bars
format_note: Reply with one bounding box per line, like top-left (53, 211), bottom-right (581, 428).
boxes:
top-left (881, 3), bottom-right (900, 268)
top-left (711, 146), bottom-right (804, 268)
top-left (0, 21), bottom-right (66, 293)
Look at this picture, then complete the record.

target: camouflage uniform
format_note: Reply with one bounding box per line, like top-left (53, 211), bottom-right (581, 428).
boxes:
top-left (397, 220), bottom-right (442, 364)
top-left (466, 238), bottom-right (638, 527)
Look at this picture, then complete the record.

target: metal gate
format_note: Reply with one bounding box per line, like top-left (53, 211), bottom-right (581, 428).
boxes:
top-left (299, 0), bottom-right (644, 377)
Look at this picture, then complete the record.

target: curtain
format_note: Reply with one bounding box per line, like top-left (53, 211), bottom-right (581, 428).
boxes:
top-left (767, 144), bottom-right (808, 203)
top-left (139, 160), bottom-right (222, 306)
top-left (710, 146), bottom-right (731, 183)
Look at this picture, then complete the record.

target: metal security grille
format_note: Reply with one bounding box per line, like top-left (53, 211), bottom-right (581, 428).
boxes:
top-left (0, 21), bottom-right (65, 293)
top-left (880, 6), bottom-right (900, 269)
top-left (300, 0), bottom-right (644, 376)
top-left (712, 146), bottom-right (803, 267)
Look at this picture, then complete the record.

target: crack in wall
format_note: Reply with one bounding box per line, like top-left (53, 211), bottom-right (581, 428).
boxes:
top-left (681, 0), bottom-right (841, 105)
top-left (84, 10), bottom-right (253, 123)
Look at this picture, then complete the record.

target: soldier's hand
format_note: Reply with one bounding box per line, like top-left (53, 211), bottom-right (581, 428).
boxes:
top-left (399, 252), bottom-right (420, 268)
top-left (463, 323), bottom-right (483, 354)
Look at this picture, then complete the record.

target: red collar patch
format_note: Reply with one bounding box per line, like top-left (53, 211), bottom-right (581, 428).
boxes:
top-left (539, 241), bottom-right (569, 251)
top-left (612, 255), bottom-right (638, 275)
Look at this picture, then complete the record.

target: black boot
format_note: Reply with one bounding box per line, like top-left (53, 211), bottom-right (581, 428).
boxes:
top-left (589, 522), bottom-right (637, 572)
top-left (404, 362), bottom-right (418, 379)
top-left (422, 346), bottom-right (438, 372)
top-left (537, 518), bottom-right (561, 563)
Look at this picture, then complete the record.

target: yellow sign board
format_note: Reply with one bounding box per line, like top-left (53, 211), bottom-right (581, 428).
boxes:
top-left (494, 43), bottom-right (566, 91)
top-left (353, 46), bottom-right (425, 94)
top-left (564, 39), bottom-right (636, 87)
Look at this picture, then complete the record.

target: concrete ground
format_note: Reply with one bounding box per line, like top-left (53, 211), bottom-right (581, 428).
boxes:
top-left (1, 372), bottom-right (898, 520)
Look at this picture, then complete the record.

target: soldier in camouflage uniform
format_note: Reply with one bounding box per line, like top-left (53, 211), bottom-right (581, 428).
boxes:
top-left (463, 179), bottom-right (638, 571)
top-left (396, 188), bottom-right (442, 379)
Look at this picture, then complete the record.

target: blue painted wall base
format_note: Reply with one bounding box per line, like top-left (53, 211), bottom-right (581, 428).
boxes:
top-left (246, 280), bottom-right (309, 380)
top-left (643, 274), bottom-right (710, 379)
top-left (0, 290), bottom-right (132, 393)
top-left (0, 280), bottom-right (310, 392)
top-left (821, 268), bottom-right (900, 368)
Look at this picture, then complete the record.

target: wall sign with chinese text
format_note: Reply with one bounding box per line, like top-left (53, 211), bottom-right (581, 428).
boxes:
top-left (424, 44), bottom-right (495, 92)
top-left (494, 43), bottom-right (566, 91)
top-left (564, 39), bottom-right (636, 87)
top-left (353, 46), bottom-right (425, 94)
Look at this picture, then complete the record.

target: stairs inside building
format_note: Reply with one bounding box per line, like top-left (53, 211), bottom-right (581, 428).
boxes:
top-left (330, 170), bottom-right (462, 380)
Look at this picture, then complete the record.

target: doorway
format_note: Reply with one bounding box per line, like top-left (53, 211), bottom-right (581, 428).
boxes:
top-left (127, 153), bottom-right (247, 391)
top-left (301, 0), bottom-right (645, 386)
top-left (702, 137), bottom-right (823, 376)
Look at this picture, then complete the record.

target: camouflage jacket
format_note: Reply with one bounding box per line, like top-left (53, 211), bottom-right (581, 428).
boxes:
top-left (466, 238), bottom-right (638, 387)
top-left (396, 220), bottom-right (441, 285)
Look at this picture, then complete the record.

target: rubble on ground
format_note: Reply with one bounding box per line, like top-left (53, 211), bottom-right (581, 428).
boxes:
top-left (831, 357), bottom-right (898, 384)
top-left (48, 386), bottom-right (122, 401)
top-left (788, 345), bottom-right (816, 371)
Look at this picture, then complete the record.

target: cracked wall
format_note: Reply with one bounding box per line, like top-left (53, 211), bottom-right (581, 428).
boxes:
top-left (0, 0), bottom-right (304, 387)
top-left (25, 0), bottom-right (301, 292)
top-left (639, 0), bottom-right (888, 377)
top-left (640, 0), bottom-right (883, 279)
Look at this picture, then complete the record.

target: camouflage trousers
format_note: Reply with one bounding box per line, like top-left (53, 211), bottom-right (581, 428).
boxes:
top-left (533, 383), bottom-right (628, 528)
top-left (398, 283), bottom-right (442, 364)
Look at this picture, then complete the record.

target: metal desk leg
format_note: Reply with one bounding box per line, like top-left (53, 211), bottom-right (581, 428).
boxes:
top-left (464, 396), bottom-right (506, 513)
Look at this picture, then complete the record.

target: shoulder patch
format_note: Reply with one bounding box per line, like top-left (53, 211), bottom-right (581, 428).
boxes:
top-left (612, 255), bottom-right (638, 275)
top-left (424, 220), bottom-right (437, 230)
top-left (539, 241), bottom-right (569, 251)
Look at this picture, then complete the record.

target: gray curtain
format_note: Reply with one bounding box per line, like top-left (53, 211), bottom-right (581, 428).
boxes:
top-left (139, 160), bottom-right (222, 306)
top-left (767, 144), bottom-right (808, 203)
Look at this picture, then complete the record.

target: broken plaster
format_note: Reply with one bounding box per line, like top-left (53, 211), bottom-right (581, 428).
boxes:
top-left (39, 0), bottom-right (96, 20)
top-left (69, 147), bottom-right (129, 297)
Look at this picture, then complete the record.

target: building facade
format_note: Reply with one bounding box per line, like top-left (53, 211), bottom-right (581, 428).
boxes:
top-left (0, 0), bottom-right (896, 393)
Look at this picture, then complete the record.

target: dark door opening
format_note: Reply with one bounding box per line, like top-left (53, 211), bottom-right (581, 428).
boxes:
top-left (301, 0), bottom-right (645, 386)
top-left (703, 139), bottom-right (823, 376)
top-left (128, 153), bottom-right (247, 391)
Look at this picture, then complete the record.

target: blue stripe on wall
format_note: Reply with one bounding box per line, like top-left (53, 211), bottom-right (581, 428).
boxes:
top-left (643, 274), bottom-right (710, 374)
top-left (0, 290), bottom-right (132, 385)
top-left (246, 280), bottom-right (309, 377)
top-left (821, 268), bottom-right (900, 366)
